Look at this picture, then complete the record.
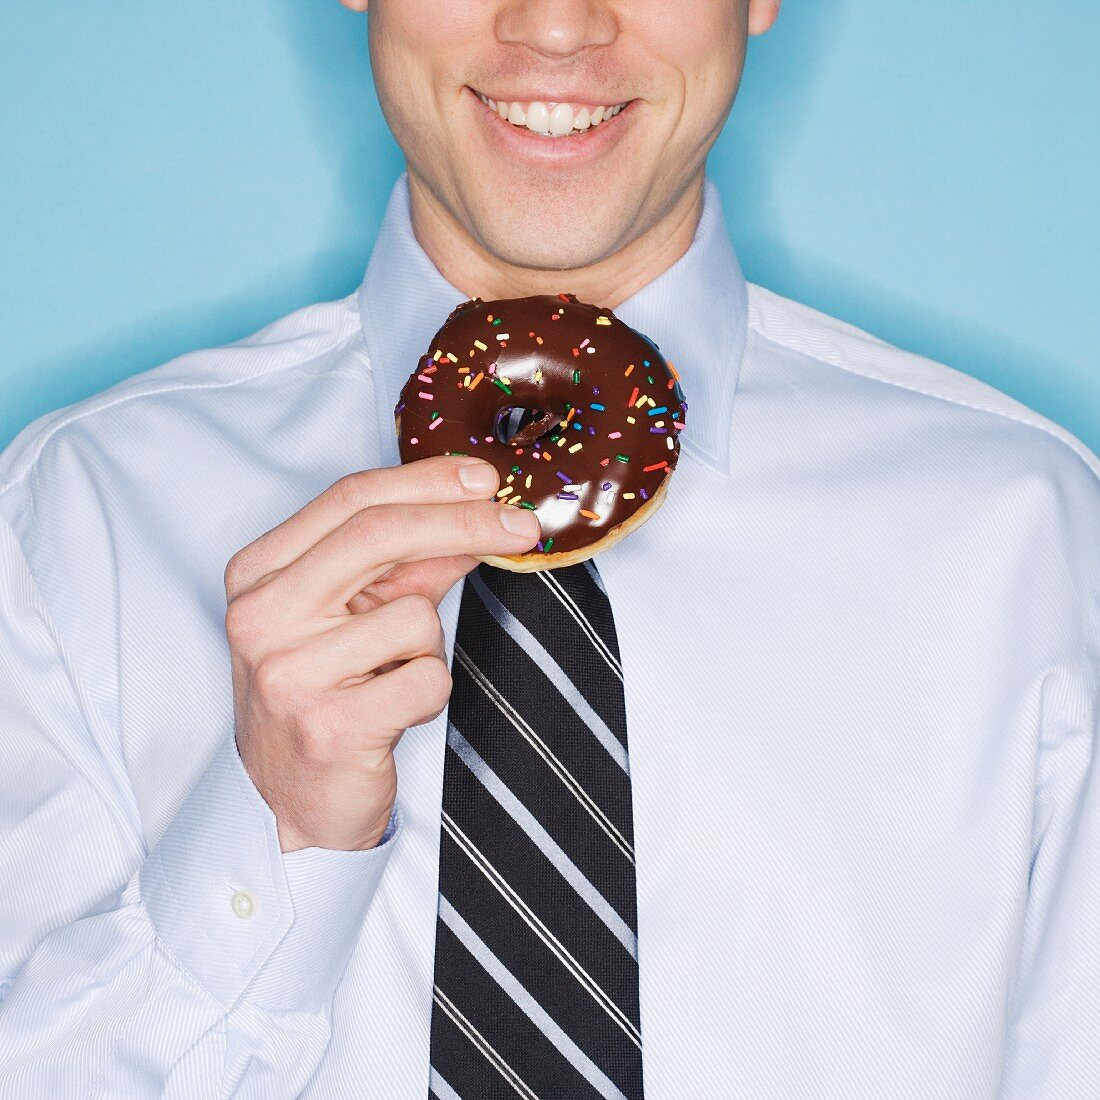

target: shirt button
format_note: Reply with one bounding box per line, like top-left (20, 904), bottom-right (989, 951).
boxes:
top-left (231, 889), bottom-right (257, 920)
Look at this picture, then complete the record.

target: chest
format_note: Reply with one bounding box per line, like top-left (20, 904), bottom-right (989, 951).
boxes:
top-left (114, 436), bottom-right (1035, 1097)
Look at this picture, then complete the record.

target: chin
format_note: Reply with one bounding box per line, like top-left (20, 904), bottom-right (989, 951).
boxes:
top-left (467, 199), bottom-right (637, 274)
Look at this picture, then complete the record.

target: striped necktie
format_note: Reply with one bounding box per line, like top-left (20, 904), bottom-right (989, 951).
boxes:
top-left (428, 559), bottom-right (644, 1100)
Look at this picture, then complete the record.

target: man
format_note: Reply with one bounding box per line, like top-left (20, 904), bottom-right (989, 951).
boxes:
top-left (0, 0), bottom-right (1097, 1096)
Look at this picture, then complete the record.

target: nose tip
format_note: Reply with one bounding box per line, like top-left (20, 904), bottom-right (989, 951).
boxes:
top-left (495, 0), bottom-right (618, 59)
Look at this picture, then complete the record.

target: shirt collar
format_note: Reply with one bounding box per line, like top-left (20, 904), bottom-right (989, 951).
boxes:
top-left (358, 173), bottom-right (748, 474)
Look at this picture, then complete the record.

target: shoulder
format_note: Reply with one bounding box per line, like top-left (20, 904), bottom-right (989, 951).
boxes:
top-left (745, 282), bottom-right (1100, 493)
top-left (0, 293), bottom-right (367, 499)
top-left (744, 284), bottom-right (1100, 637)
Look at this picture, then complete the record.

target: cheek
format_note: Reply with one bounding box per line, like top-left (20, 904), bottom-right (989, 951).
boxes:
top-left (369, 4), bottom-right (485, 152)
top-left (370, 36), bottom-right (446, 155)
top-left (640, 0), bottom-right (743, 107)
top-left (674, 41), bottom-right (744, 154)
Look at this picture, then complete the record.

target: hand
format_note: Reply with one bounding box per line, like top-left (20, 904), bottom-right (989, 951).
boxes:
top-left (222, 456), bottom-right (540, 852)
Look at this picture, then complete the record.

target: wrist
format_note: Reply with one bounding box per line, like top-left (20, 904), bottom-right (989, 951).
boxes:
top-left (236, 735), bottom-right (398, 853)
top-left (274, 778), bottom-right (398, 853)
top-left (277, 807), bottom-right (395, 853)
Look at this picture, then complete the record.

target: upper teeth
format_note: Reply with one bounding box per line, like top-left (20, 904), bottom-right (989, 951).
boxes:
top-left (477, 93), bottom-right (626, 136)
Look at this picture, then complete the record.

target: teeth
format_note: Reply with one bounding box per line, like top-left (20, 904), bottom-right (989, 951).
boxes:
top-left (477, 92), bottom-right (626, 136)
top-left (549, 102), bottom-right (575, 136)
top-left (525, 101), bottom-right (551, 134)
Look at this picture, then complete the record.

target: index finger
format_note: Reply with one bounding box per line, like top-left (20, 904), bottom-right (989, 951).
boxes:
top-left (225, 455), bottom-right (499, 597)
top-left (266, 498), bottom-right (539, 622)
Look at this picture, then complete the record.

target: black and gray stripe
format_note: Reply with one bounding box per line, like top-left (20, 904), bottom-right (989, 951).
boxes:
top-left (428, 560), bottom-right (645, 1099)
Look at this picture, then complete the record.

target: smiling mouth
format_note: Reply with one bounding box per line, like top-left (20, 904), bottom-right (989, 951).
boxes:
top-left (471, 89), bottom-right (630, 138)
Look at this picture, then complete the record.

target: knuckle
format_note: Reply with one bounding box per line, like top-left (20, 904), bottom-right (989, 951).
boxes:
top-left (416, 656), bottom-right (453, 705)
top-left (253, 650), bottom-right (300, 702)
top-left (459, 500), bottom-right (490, 544)
top-left (330, 471), bottom-right (377, 513)
top-left (348, 505), bottom-right (387, 545)
top-left (423, 454), bottom-right (472, 494)
top-left (296, 700), bottom-right (344, 764)
top-left (223, 548), bottom-right (251, 595)
top-left (224, 592), bottom-right (261, 649)
top-left (400, 592), bottom-right (439, 638)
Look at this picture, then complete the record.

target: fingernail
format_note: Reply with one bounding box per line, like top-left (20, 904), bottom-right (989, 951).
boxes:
top-left (458, 461), bottom-right (497, 495)
top-left (498, 505), bottom-right (540, 537)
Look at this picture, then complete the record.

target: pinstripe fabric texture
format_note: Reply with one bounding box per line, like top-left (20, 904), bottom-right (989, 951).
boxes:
top-left (429, 562), bottom-right (643, 1100)
top-left (1, 175), bottom-right (1099, 1096)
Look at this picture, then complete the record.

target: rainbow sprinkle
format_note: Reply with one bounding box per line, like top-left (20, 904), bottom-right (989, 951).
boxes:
top-left (396, 295), bottom-right (686, 556)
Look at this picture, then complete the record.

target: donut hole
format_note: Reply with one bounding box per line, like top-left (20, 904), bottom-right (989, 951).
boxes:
top-left (494, 406), bottom-right (561, 446)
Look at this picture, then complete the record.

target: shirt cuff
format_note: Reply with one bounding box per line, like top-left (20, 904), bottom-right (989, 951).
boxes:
top-left (139, 733), bottom-right (401, 1011)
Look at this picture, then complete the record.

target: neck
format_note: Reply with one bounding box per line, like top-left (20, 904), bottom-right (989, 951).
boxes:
top-left (406, 170), bottom-right (704, 310)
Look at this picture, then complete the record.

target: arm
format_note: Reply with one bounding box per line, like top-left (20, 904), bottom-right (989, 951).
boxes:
top-left (0, 511), bottom-right (398, 1098)
top-left (0, 455), bottom-right (536, 1096)
top-left (998, 648), bottom-right (1100, 1096)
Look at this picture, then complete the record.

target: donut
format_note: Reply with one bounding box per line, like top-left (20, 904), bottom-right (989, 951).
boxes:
top-left (394, 293), bottom-right (686, 572)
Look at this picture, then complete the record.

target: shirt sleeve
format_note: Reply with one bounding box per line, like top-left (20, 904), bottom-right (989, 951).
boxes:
top-left (0, 510), bottom-right (400, 1098)
top-left (998, 646), bottom-right (1100, 1095)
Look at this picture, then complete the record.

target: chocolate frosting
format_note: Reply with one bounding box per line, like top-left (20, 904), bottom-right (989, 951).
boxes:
top-left (395, 293), bottom-right (686, 557)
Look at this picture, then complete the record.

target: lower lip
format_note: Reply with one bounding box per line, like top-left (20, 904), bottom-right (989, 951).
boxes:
top-left (466, 88), bottom-right (635, 166)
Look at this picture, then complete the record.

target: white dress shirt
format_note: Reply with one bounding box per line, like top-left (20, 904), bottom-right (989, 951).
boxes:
top-left (1, 174), bottom-right (1098, 1099)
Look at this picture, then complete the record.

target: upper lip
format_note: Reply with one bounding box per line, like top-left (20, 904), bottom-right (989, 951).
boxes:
top-left (469, 86), bottom-right (631, 108)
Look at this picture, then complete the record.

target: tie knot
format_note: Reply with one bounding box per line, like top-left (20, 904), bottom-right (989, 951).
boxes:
top-left (475, 559), bottom-right (593, 594)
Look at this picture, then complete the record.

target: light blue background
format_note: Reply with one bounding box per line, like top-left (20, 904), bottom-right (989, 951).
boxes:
top-left (1, 1), bottom-right (1097, 453)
